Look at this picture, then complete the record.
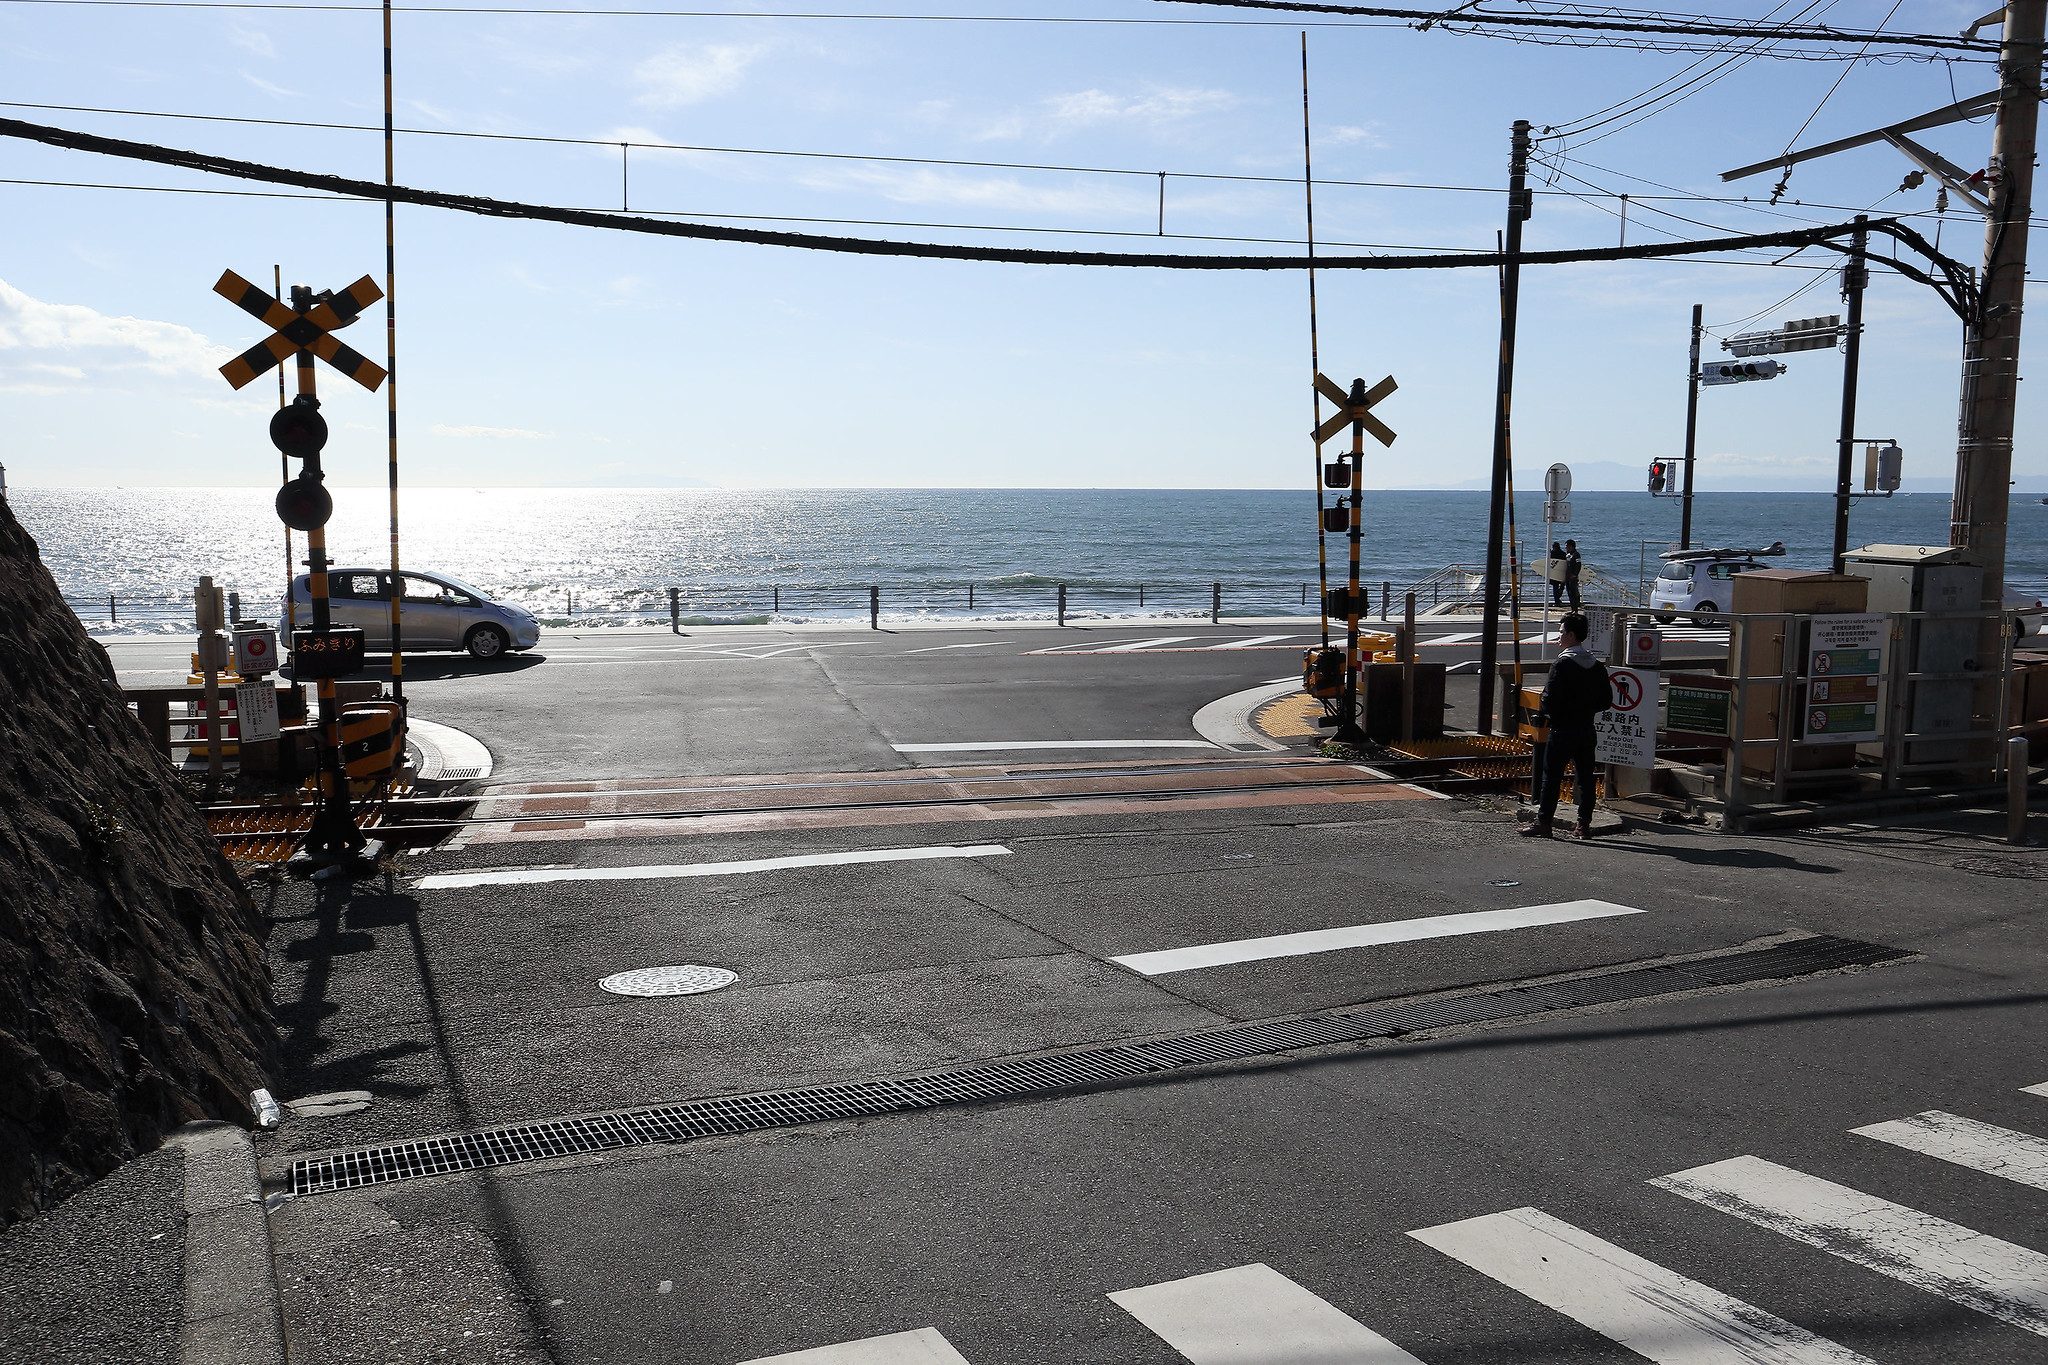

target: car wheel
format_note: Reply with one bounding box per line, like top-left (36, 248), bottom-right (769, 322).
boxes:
top-left (1693, 602), bottom-right (1718, 616)
top-left (466, 624), bottom-right (509, 659)
top-left (1654, 613), bottom-right (1675, 625)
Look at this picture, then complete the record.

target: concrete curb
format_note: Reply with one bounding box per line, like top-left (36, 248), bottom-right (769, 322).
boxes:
top-left (166, 1121), bottom-right (286, 1365)
top-left (1191, 679), bottom-right (1300, 752)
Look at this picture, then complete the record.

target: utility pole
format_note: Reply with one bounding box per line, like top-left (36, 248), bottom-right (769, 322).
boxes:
top-left (1833, 216), bottom-right (1868, 573)
top-left (1952, 0), bottom-right (2043, 617)
top-left (1478, 118), bottom-right (1532, 736)
top-left (1680, 303), bottom-right (1702, 550)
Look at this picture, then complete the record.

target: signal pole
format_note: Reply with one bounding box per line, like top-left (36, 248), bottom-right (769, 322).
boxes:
top-left (287, 285), bottom-right (364, 863)
top-left (1832, 217), bottom-right (1869, 573)
top-left (1478, 119), bottom-right (1532, 736)
top-left (1954, 0), bottom-right (2043, 613)
top-left (1679, 303), bottom-right (1702, 550)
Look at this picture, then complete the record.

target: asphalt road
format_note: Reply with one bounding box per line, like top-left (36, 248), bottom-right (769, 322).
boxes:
top-left (102, 616), bottom-right (1732, 780)
top-left (101, 617), bottom-right (2048, 1365)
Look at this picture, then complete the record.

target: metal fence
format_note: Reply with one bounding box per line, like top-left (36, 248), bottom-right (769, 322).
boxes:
top-left (64, 565), bottom-right (1642, 633)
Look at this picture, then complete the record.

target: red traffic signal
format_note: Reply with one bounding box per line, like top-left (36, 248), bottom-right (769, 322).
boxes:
top-left (269, 397), bottom-right (328, 459)
top-left (275, 474), bottom-right (333, 531)
top-left (1648, 460), bottom-right (1668, 494)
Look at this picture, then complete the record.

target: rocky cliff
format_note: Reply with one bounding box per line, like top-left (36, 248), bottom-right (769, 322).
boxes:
top-left (0, 496), bottom-right (277, 1224)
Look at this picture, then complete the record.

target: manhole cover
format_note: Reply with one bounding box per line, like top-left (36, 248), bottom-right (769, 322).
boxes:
top-left (1950, 857), bottom-right (2048, 881)
top-left (1489, 879), bottom-right (1521, 887)
top-left (599, 965), bottom-right (738, 997)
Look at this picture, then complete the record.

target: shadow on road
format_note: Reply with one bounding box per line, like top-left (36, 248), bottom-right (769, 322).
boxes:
top-left (270, 877), bottom-right (563, 1361)
top-left (1590, 839), bottom-right (1843, 874)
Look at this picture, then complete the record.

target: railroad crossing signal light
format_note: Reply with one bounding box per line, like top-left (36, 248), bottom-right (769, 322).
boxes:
top-left (269, 396), bottom-right (328, 459)
top-left (275, 475), bottom-right (333, 531)
top-left (1701, 359), bottom-right (1785, 386)
top-left (1648, 460), bottom-right (1668, 494)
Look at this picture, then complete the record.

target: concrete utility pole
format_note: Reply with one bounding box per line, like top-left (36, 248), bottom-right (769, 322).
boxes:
top-left (1478, 118), bottom-right (1533, 736)
top-left (1951, 0), bottom-right (2043, 612)
top-left (1680, 304), bottom-right (1702, 550)
top-left (1833, 217), bottom-right (1869, 574)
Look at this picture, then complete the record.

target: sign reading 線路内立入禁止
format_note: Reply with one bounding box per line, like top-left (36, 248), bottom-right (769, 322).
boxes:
top-left (1595, 667), bottom-right (1658, 768)
top-left (1801, 613), bottom-right (1886, 744)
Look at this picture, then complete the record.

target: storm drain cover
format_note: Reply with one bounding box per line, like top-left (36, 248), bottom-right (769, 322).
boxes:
top-left (600, 965), bottom-right (737, 997)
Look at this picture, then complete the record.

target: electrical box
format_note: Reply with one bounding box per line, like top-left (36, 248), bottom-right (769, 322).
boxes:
top-left (1728, 571), bottom-right (1870, 778)
top-left (1843, 545), bottom-right (1984, 769)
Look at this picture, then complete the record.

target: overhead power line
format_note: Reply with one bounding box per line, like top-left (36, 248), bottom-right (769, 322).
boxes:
top-left (0, 114), bottom-right (1907, 273)
top-left (1154, 0), bottom-right (2002, 53)
top-left (0, 98), bottom-right (1975, 218)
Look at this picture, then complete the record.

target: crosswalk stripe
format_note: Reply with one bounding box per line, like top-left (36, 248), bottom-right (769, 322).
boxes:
top-left (1653, 1155), bottom-right (2048, 1337)
top-left (1198, 634), bottom-right (1299, 649)
top-left (738, 1327), bottom-right (972, 1364)
top-left (414, 843), bottom-right (1011, 889)
top-left (1095, 636), bottom-right (1201, 652)
top-left (1108, 1262), bottom-right (1426, 1364)
top-left (2019, 1080), bottom-right (2048, 1099)
top-left (1852, 1110), bottom-right (2048, 1191)
top-left (1109, 899), bottom-right (1644, 977)
top-left (1408, 1206), bottom-right (1876, 1364)
top-left (891, 740), bottom-right (1219, 752)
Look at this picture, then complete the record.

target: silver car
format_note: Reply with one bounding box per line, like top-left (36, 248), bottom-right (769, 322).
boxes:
top-left (283, 569), bottom-right (540, 658)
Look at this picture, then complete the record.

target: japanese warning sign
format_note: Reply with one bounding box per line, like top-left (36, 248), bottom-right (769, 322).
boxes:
top-left (1595, 666), bottom-right (1658, 768)
top-left (1800, 613), bottom-right (1885, 744)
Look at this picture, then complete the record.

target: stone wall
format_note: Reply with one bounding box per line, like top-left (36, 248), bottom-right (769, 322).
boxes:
top-left (0, 497), bottom-right (277, 1224)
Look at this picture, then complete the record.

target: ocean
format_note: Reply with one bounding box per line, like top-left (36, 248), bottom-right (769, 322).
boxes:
top-left (10, 486), bottom-right (2046, 631)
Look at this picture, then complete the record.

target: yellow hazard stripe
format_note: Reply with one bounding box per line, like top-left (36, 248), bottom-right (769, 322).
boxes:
top-left (310, 334), bottom-right (388, 391)
top-left (213, 269), bottom-right (295, 331)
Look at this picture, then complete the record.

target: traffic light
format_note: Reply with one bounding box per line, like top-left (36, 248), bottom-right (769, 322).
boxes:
top-left (1700, 359), bottom-right (1785, 386)
top-left (275, 474), bottom-right (333, 531)
top-left (1648, 460), bottom-right (1668, 494)
top-left (269, 395), bottom-right (327, 459)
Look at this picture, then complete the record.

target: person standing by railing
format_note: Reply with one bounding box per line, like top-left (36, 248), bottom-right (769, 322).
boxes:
top-left (1563, 540), bottom-right (1584, 610)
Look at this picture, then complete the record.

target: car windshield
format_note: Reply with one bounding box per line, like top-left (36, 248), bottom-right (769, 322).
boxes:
top-left (1658, 563), bottom-right (1693, 582)
top-left (432, 574), bottom-right (491, 602)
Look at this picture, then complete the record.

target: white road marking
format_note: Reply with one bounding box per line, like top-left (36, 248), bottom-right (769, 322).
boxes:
top-left (416, 843), bottom-right (1010, 889)
top-left (1026, 636), bottom-right (1163, 654)
top-left (739, 1328), bottom-right (972, 1364)
top-left (1421, 631), bottom-right (1481, 646)
top-left (1109, 1262), bottom-right (1426, 1364)
top-left (1094, 636), bottom-right (1201, 652)
top-left (1197, 634), bottom-right (1300, 650)
top-left (1110, 899), bottom-right (1644, 976)
top-left (1852, 1111), bottom-right (2048, 1191)
top-left (1409, 1206), bottom-right (1875, 1365)
top-left (1353, 763), bottom-right (1453, 800)
top-left (1653, 1155), bottom-right (2048, 1336)
top-left (891, 740), bottom-right (1220, 753)
top-left (2024, 1081), bottom-right (2048, 1099)
top-left (900, 641), bottom-right (1017, 653)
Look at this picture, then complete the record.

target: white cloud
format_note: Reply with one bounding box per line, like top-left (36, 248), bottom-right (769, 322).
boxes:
top-left (795, 165), bottom-right (1147, 218)
top-left (430, 424), bottom-right (552, 439)
top-left (1322, 123), bottom-right (1386, 148)
top-left (633, 43), bottom-right (765, 109)
top-left (0, 278), bottom-right (229, 388)
top-left (1045, 86), bottom-right (1238, 127)
top-left (241, 71), bottom-right (300, 99)
top-left (227, 25), bottom-right (276, 58)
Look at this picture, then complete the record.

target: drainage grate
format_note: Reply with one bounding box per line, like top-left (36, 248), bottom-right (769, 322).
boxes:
top-left (288, 933), bottom-right (1913, 1196)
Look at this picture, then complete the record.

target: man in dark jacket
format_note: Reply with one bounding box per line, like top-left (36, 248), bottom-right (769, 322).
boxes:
top-left (1521, 612), bottom-right (1610, 839)
top-left (1563, 539), bottom-right (1584, 608)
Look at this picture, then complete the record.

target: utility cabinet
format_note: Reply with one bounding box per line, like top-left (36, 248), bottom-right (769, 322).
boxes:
top-left (1727, 570), bottom-right (1870, 779)
top-left (1842, 544), bottom-right (1983, 769)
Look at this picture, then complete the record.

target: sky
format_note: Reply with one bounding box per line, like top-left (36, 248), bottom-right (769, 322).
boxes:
top-left (0, 0), bottom-right (2038, 491)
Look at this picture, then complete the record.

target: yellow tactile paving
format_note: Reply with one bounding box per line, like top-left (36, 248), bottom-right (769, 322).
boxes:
top-left (1254, 691), bottom-right (1323, 740)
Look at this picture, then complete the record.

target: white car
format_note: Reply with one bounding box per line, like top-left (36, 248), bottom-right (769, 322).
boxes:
top-left (283, 569), bottom-right (540, 659)
top-left (1648, 551), bottom-right (1774, 622)
top-left (2008, 590), bottom-right (2046, 641)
